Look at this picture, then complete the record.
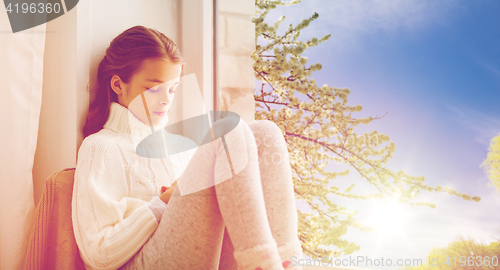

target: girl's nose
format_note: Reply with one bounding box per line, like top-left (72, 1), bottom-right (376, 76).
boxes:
top-left (159, 89), bottom-right (171, 105)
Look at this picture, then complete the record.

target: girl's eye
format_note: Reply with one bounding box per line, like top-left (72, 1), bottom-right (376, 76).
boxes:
top-left (148, 86), bottom-right (160, 92)
top-left (169, 88), bottom-right (176, 94)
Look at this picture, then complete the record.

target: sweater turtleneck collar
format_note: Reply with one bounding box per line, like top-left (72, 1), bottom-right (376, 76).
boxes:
top-left (103, 102), bottom-right (169, 142)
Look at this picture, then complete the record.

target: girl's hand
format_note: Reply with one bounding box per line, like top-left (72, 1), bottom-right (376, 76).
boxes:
top-left (159, 181), bottom-right (177, 205)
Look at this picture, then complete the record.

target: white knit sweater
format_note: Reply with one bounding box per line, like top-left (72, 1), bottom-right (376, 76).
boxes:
top-left (72, 102), bottom-right (197, 270)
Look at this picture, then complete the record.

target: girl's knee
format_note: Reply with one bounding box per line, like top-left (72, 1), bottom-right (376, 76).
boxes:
top-left (200, 116), bottom-right (244, 145)
top-left (249, 120), bottom-right (285, 147)
top-left (250, 119), bottom-right (282, 133)
top-left (212, 117), bottom-right (240, 136)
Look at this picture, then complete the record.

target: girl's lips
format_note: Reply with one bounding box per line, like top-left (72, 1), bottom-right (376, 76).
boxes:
top-left (153, 111), bottom-right (166, 117)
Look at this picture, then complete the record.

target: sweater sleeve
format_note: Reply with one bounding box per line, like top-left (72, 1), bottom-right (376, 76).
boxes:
top-left (148, 195), bottom-right (167, 223)
top-left (72, 137), bottom-right (159, 270)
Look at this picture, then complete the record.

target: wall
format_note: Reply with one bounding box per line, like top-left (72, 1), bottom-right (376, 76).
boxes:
top-left (218, 0), bottom-right (256, 122)
top-left (32, 4), bottom-right (78, 207)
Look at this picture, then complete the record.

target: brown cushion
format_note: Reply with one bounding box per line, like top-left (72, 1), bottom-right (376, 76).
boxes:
top-left (24, 168), bottom-right (85, 270)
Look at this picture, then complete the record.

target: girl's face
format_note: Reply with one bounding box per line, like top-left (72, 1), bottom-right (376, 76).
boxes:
top-left (112, 58), bottom-right (182, 126)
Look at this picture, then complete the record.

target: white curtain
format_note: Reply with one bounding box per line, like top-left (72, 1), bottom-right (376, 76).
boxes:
top-left (0, 10), bottom-right (46, 270)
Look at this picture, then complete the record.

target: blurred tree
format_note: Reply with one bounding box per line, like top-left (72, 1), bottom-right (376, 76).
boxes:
top-left (481, 133), bottom-right (500, 193)
top-left (252, 0), bottom-right (481, 257)
top-left (403, 235), bottom-right (500, 270)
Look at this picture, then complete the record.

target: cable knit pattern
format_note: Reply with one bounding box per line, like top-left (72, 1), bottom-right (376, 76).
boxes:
top-left (72, 102), bottom-right (197, 270)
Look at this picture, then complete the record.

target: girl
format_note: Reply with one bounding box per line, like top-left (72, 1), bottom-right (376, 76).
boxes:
top-left (72, 25), bottom-right (303, 270)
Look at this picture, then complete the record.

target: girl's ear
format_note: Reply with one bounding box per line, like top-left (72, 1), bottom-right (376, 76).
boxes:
top-left (110, 75), bottom-right (124, 95)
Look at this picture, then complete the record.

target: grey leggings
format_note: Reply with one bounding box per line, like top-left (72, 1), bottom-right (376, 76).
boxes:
top-left (120, 119), bottom-right (299, 269)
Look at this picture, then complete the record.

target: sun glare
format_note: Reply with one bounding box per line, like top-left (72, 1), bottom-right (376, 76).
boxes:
top-left (369, 197), bottom-right (407, 236)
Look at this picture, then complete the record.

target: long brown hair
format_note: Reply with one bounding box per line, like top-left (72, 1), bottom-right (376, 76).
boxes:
top-left (83, 25), bottom-right (184, 139)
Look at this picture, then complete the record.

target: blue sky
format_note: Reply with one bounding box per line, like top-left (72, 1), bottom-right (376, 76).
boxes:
top-left (261, 0), bottom-right (500, 269)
